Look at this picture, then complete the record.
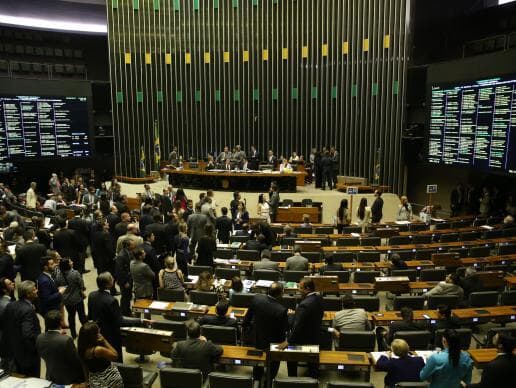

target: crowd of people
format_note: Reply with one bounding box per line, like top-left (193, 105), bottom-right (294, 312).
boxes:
top-left (450, 183), bottom-right (516, 218)
top-left (1, 170), bottom-right (515, 387)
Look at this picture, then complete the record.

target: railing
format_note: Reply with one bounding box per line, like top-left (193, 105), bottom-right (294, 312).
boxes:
top-left (0, 59), bottom-right (87, 80)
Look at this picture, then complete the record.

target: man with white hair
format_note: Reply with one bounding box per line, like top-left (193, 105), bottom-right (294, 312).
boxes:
top-left (116, 222), bottom-right (143, 254)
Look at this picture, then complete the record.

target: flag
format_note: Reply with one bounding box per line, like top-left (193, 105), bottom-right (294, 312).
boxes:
top-left (373, 148), bottom-right (381, 185)
top-left (154, 120), bottom-right (161, 169)
top-left (140, 146), bottom-right (146, 177)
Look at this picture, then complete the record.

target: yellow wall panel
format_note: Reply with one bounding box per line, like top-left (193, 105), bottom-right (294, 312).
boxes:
top-left (124, 52), bottom-right (131, 64)
top-left (322, 44), bottom-right (328, 56)
top-left (185, 52), bottom-right (191, 64)
top-left (243, 50), bottom-right (249, 62)
top-left (223, 51), bottom-right (230, 63)
top-left (282, 47), bottom-right (288, 60)
top-left (384, 34), bottom-right (391, 48)
top-left (262, 49), bottom-right (269, 61)
top-left (204, 52), bottom-right (211, 64)
top-left (165, 53), bottom-right (172, 64)
top-left (302, 46), bottom-right (308, 58)
top-left (363, 38), bottom-right (369, 52)
top-left (342, 41), bottom-right (349, 54)
top-left (145, 53), bottom-right (151, 64)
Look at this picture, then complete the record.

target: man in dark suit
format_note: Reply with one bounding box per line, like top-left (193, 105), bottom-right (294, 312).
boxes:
top-left (67, 209), bottom-right (91, 273)
top-left (2, 280), bottom-right (41, 376)
top-left (106, 205), bottom-right (121, 240)
top-left (465, 333), bottom-right (516, 388)
top-left (160, 188), bottom-right (173, 221)
top-left (243, 282), bottom-right (289, 381)
top-left (187, 203), bottom-right (208, 253)
top-left (53, 217), bottom-right (79, 260)
top-left (249, 145), bottom-right (260, 170)
top-left (198, 300), bottom-right (237, 328)
top-left (371, 190), bottom-right (384, 224)
top-left (37, 257), bottom-right (65, 316)
top-left (36, 310), bottom-right (85, 385)
top-left (87, 272), bottom-right (144, 362)
top-left (91, 220), bottom-right (115, 275)
top-left (171, 320), bottom-right (223, 378)
top-left (268, 182), bottom-right (280, 222)
top-left (145, 214), bottom-right (167, 255)
top-left (377, 307), bottom-right (428, 350)
top-left (215, 207), bottom-right (233, 244)
top-left (114, 239), bottom-right (135, 316)
top-left (15, 229), bottom-right (47, 282)
top-left (140, 231), bottom-right (160, 298)
top-left (139, 205), bottom-right (154, 233)
top-left (278, 278), bottom-right (324, 378)
top-left (114, 212), bottom-right (131, 241)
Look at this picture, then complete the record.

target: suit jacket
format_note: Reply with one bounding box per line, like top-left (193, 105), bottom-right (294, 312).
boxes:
top-left (376, 355), bottom-right (426, 388)
top-left (387, 320), bottom-right (429, 344)
top-left (171, 338), bottom-right (223, 378)
top-left (243, 294), bottom-right (288, 350)
top-left (68, 217), bottom-right (90, 250)
top-left (130, 260), bottom-right (155, 299)
top-left (371, 197), bottom-right (384, 223)
top-left (114, 221), bottom-right (129, 240)
top-left (253, 259), bottom-right (279, 272)
top-left (187, 213), bottom-right (208, 242)
top-left (36, 331), bottom-right (85, 384)
top-left (53, 229), bottom-right (80, 260)
top-left (2, 299), bottom-right (41, 372)
top-left (87, 289), bottom-right (141, 359)
top-left (467, 354), bottom-right (516, 388)
top-left (145, 222), bottom-right (167, 254)
top-left (215, 216), bottom-right (233, 243)
top-left (165, 221), bottom-right (179, 252)
top-left (91, 230), bottom-right (115, 272)
top-left (288, 293), bottom-right (324, 345)
top-left (15, 241), bottom-right (47, 281)
top-left (196, 236), bottom-right (217, 267)
top-left (285, 255), bottom-right (309, 271)
top-left (269, 192), bottom-right (280, 216)
top-left (160, 195), bottom-right (173, 216)
top-left (37, 272), bottom-right (62, 315)
top-left (106, 212), bottom-right (121, 236)
top-left (115, 248), bottom-right (133, 286)
top-left (139, 214), bottom-right (154, 233)
top-left (198, 315), bottom-right (238, 328)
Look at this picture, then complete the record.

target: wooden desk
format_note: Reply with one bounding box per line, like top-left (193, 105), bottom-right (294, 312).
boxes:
top-left (339, 283), bottom-right (375, 293)
top-left (452, 306), bottom-right (516, 322)
top-left (409, 281), bottom-right (439, 293)
top-left (335, 184), bottom-right (390, 193)
top-left (474, 271), bottom-right (506, 289)
top-left (121, 327), bottom-right (174, 355)
top-left (468, 348), bottom-right (498, 367)
top-left (322, 246), bottom-right (376, 254)
top-left (505, 276), bottom-right (516, 289)
top-left (132, 299), bottom-right (247, 319)
top-left (276, 207), bottom-right (320, 223)
top-left (219, 345), bottom-right (266, 366)
top-left (319, 350), bottom-right (371, 373)
top-left (374, 276), bottom-right (410, 293)
top-left (371, 310), bottom-right (439, 324)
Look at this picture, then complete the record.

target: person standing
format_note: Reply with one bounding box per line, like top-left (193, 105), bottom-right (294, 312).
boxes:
top-left (26, 182), bottom-right (37, 209)
top-left (336, 198), bottom-right (350, 233)
top-left (2, 281), bottom-right (41, 377)
top-left (187, 203), bottom-right (208, 255)
top-left (215, 207), bottom-right (233, 244)
top-left (36, 310), bottom-right (85, 385)
top-left (87, 272), bottom-right (145, 362)
top-left (330, 146), bottom-right (339, 188)
top-left (268, 182), bottom-right (280, 223)
top-left (249, 145), bottom-right (260, 170)
top-left (420, 329), bottom-right (473, 388)
top-left (15, 229), bottom-right (47, 282)
top-left (321, 150), bottom-right (333, 190)
top-left (278, 278), bottom-right (324, 378)
top-left (196, 224), bottom-right (217, 267)
top-left (371, 190), bottom-right (384, 223)
top-left (356, 198), bottom-right (372, 233)
top-left (397, 196), bottom-right (413, 221)
top-left (130, 248), bottom-right (155, 300)
top-left (243, 282), bottom-right (289, 382)
top-left (114, 239), bottom-right (135, 316)
top-left (37, 256), bottom-right (66, 317)
top-left (257, 194), bottom-right (271, 223)
top-left (68, 208), bottom-right (91, 274)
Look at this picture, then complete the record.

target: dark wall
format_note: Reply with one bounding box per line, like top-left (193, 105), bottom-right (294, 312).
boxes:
top-left (407, 49), bottom-right (516, 211)
top-left (107, 0), bottom-right (410, 191)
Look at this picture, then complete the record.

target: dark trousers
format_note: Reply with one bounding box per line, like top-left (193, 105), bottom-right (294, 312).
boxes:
top-left (322, 169), bottom-right (333, 189)
top-left (120, 285), bottom-right (133, 316)
top-left (332, 169), bottom-right (338, 187)
top-left (287, 362), bottom-right (319, 378)
top-left (253, 361), bottom-right (280, 383)
top-left (65, 301), bottom-right (87, 338)
top-left (16, 357), bottom-right (40, 378)
top-left (75, 251), bottom-right (86, 273)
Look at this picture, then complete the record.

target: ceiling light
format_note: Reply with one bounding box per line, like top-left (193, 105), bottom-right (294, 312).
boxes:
top-left (0, 14), bottom-right (107, 34)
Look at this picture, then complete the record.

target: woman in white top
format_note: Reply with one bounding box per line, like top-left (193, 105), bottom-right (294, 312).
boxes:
top-left (396, 196), bottom-right (413, 221)
top-left (279, 159), bottom-right (292, 173)
top-left (257, 194), bottom-right (270, 223)
top-left (356, 197), bottom-right (371, 233)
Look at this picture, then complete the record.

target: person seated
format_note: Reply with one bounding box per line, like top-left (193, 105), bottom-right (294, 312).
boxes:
top-left (285, 245), bottom-right (309, 271)
top-left (171, 320), bottom-right (223, 378)
top-left (245, 234), bottom-right (268, 252)
top-left (378, 307), bottom-right (429, 350)
top-left (253, 249), bottom-right (279, 272)
top-left (281, 225), bottom-right (297, 244)
top-left (158, 256), bottom-right (185, 291)
top-left (300, 214), bottom-right (312, 227)
top-left (431, 305), bottom-right (461, 345)
top-left (424, 273), bottom-right (464, 300)
top-left (279, 158), bottom-right (292, 173)
top-left (502, 215), bottom-right (514, 229)
top-left (206, 155), bottom-right (216, 170)
top-left (222, 158), bottom-right (233, 171)
top-left (288, 152), bottom-right (300, 163)
top-left (332, 294), bottom-right (371, 332)
top-left (457, 267), bottom-right (483, 302)
top-left (195, 271), bottom-right (215, 292)
top-left (376, 339), bottom-right (425, 388)
top-left (198, 300), bottom-right (237, 328)
top-left (463, 333), bottom-right (516, 387)
top-left (229, 276), bottom-right (246, 298)
top-left (319, 255), bottom-right (342, 274)
top-left (239, 158), bottom-right (249, 171)
top-left (390, 253), bottom-right (408, 272)
top-left (234, 223), bottom-right (250, 236)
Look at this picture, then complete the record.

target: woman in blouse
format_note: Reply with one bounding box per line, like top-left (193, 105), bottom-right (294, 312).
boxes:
top-left (397, 196), bottom-right (413, 221)
top-left (257, 194), bottom-right (270, 223)
top-left (336, 198), bottom-right (350, 233)
top-left (233, 201), bottom-right (249, 230)
top-left (356, 197), bottom-right (372, 233)
top-left (159, 255), bottom-right (185, 291)
top-left (420, 329), bottom-right (473, 388)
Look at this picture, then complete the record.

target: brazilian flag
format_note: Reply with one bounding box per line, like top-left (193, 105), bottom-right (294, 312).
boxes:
top-left (140, 146), bottom-right (146, 177)
top-left (154, 120), bottom-right (161, 169)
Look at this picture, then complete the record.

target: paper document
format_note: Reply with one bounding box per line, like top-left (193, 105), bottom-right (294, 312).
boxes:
top-left (255, 280), bottom-right (273, 288)
top-left (395, 221), bottom-right (410, 225)
top-left (149, 301), bottom-right (170, 310)
top-left (351, 233), bottom-right (361, 237)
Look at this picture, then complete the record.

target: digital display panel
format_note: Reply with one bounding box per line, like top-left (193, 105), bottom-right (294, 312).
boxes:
top-left (427, 76), bottom-right (516, 175)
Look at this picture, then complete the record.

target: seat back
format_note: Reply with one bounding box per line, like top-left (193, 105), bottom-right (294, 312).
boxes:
top-left (499, 243), bottom-right (516, 255)
top-left (412, 235), bottom-right (432, 244)
top-left (504, 227), bottom-right (516, 237)
top-left (160, 368), bottom-right (203, 388)
top-left (281, 199), bottom-right (294, 207)
top-left (189, 291), bottom-right (219, 305)
top-left (189, 265), bottom-right (214, 276)
top-left (434, 328), bottom-right (472, 350)
top-left (439, 233), bottom-right (459, 243)
top-left (393, 295), bottom-right (425, 310)
top-left (253, 269), bottom-right (280, 281)
top-left (460, 231), bottom-right (481, 242)
top-left (115, 363), bottom-right (143, 388)
top-left (273, 377), bottom-right (319, 388)
top-left (395, 383), bottom-right (429, 388)
top-left (315, 226), bottom-right (335, 234)
top-left (230, 235), bottom-right (250, 243)
top-left (468, 291), bottom-right (499, 307)
top-left (468, 246), bottom-right (491, 258)
top-left (353, 271), bottom-right (380, 283)
top-left (294, 226), bottom-right (313, 234)
top-left (214, 249), bottom-right (234, 259)
top-left (322, 296), bottom-right (342, 311)
top-left (391, 269), bottom-right (418, 282)
top-left (271, 251), bottom-right (291, 262)
top-left (434, 222), bottom-right (451, 230)
top-left (209, 372), bottom-right (253, 388)
top-left (230, 292), bottom-right (256, 308)
top-left (336, 238), bottom-right (360, 247)
top-left (360, 237), bottom-right (381, 246)
top-left (201, 325), bottom-right (237, 345)
top-left (328, 383), bottom-right (375, 388)
top-left (391, 250), bottom-right (416, 260)
top-left (153, 320), bottom-right (187, 340)
top-left (304, 251), bottom-right (322, 263)
top-left (427, 295), bottom-right (460, 309)
top-left (342, 226), bottom-right (362, 234)
top-left (389, 236), bottom-right (412, 245)
top-left (352, 296), bottom-right (380, 312)
top-left (236, 249), bottom-right (260, 261)
top-left (324, 271), bottom-right (351, 283)
top-left (409, 223), bottom-right (429, 232)
top-left (414, 249), bottom-right (436, 260)
top-left (356, 251), bottom-right (381, 262)
top-left (328, 252), bottom-right (356, 263)
top-left (157, 288), bottom-right (186, 302)
top-left (301, 199), bottom-right (313, 207)
top-left (394, 330), bottom-right (432, 350)
top-left (284, 270), bottom-right (310, 283)
top-left (501, 290), bottom-right (516, 305)
top-left (420, 268), bottom-right (447, 282)
top-left (215, 267), bottom-right (240, 280)
top-left (337, 331), bottom-right (375, 352)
